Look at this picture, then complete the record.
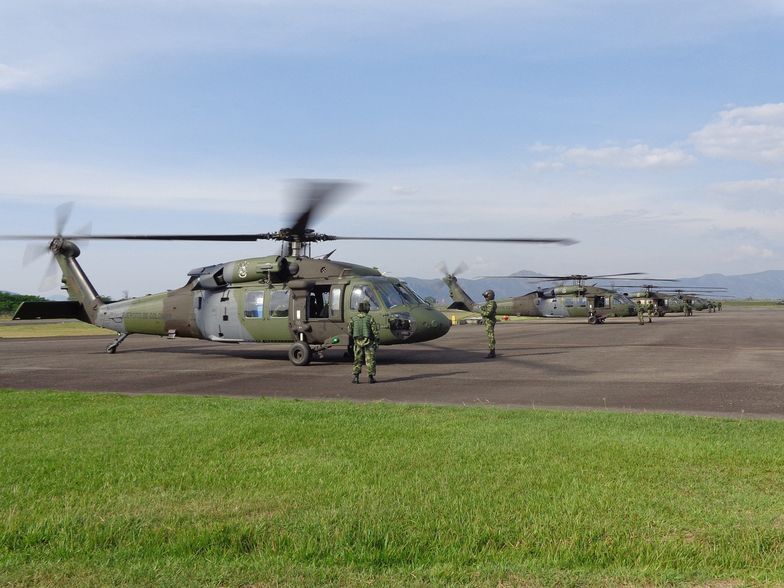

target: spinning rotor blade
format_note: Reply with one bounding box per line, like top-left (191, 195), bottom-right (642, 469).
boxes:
top-left (334, 236), bottom-right (577, 245)
top-left (54, 202), bottom-right (74, 236)
top-left (22, 243), bottom-right (51, 266)
top-left (39, 256), bottom-right (60, 292)
top-left (436, 260), bottom-right (469, 277)
top-left (481, 272), bottom-right (645, 280)
top-left (289, 181), bottom-right (353, 239)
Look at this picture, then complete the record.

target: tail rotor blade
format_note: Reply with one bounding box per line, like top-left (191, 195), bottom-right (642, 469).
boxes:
top-left (38, 256), bottom-right (60, 292)
top-left (453, 261), bottom-right (469, 276)
top-left (23, 243), bottom-right (51, 266)
top-left (54, 202), bottom-right (74, 236)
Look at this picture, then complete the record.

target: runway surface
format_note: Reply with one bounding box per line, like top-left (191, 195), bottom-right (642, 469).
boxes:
top-left (2, 307), bottom-right (783, 418)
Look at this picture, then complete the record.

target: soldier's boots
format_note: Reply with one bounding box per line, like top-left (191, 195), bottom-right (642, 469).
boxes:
top-left (352, 374), bottom-right (360, 384)
top-left (485, 349), bottom-right (496, 359)
top-left (369, 375), bottom-right (376, 384)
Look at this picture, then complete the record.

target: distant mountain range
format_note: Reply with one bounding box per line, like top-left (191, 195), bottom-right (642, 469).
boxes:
top-left (402, 269), bottom-right (784, 304)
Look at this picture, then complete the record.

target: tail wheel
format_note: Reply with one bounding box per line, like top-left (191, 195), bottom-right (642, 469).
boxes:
top-left (288, 341), bottom-right (312, 366)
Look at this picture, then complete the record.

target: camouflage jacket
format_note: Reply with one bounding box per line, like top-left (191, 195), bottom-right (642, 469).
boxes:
top-left (479, 300), bottom-right (497, 323)
top-left (349, 312), bottom-right (380, 343)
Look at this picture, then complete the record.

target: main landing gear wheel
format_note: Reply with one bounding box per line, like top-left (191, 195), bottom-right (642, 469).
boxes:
top-left (288, 341), bottom-right (312, 366)
top-left (106, 333), bottom-right (129, 354)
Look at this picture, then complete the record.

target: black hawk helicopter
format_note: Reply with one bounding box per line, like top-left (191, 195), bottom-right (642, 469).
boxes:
top-left (3, 182), bottom-right (576, 365)
top-left (441, 268), bottom-right (649, 324)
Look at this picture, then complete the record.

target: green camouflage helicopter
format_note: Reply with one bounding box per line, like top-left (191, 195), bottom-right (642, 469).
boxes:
top-left (441, 268), bottom-right (642, 324)
top-left (620, 285), bottom-right (726, 316)
top-left (4, 183), bottom-right (575, 365)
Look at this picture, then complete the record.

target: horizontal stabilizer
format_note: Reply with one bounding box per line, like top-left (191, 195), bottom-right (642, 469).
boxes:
top-left (13, 301), bottom-right (84, 320)
top-left (447, 301), bottom-right (471, 311)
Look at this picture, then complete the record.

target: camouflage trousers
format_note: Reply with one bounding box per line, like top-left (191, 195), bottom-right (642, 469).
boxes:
top-left (353, 339), bottom-right (377, 376)
top-left (485, 321), bottom-right (496, 350)
top-left (638, 312), bottom-right (645, 325)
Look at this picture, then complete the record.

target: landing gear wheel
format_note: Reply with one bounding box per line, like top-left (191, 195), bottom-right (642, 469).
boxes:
top-left (106, 333), bottom-right (128, 354)
top-left (588, 315), bottom-right (597, 324)
top-left (288, 341), bottom-right (312, 366)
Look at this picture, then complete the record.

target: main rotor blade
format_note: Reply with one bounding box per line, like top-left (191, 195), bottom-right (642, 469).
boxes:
top-left (289, 181), bottom-right (352, 238)
top-left (2, 233), bottom-right (577, 245)
top-left (333, 236), bottom-right (578, 245)
top-left (0, 233), bottom-right (274, 241)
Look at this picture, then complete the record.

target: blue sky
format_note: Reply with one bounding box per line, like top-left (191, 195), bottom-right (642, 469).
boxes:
top-left (1, 0), bottom-right (783, 298)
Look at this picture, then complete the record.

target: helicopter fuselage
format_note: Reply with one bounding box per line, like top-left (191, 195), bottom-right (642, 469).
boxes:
top-left (443, 275), bottom-right (637, 323)
top-left (42, 246), bottom-right (451, 364)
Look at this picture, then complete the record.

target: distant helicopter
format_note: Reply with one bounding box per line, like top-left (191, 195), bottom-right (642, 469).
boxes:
top-left (441, 269), bottom-right (642, 324)
top-left (2, 182), bottom-right (575, 365)
top-left (620, 285), bottom-right (726, 316)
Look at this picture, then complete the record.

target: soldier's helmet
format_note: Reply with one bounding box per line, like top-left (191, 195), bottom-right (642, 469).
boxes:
top-left (482, 289), bottom-right (495, 300)
top-left (358, 300), bottom-right (371, 313)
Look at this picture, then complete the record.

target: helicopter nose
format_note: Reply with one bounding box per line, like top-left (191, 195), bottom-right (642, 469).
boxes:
top-left (416, 308), bottom-right (451, 341)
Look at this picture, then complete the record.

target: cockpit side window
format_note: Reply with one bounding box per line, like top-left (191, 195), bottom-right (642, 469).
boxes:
top-left (350, 285), bottom-right (380, 310)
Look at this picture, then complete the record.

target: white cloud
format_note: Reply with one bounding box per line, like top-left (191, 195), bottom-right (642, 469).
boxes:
top-left (0, 64), bottom-right (37, 91)
top-left (533, 143), bottom-right (696, 170)
top-left (691, 103), bottom-right (784, 164)
top-left (712, 177), bottom-right (784, 211)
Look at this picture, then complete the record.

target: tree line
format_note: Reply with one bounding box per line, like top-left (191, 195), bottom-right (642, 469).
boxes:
top-left (0, 292), bottom-right (47, 315)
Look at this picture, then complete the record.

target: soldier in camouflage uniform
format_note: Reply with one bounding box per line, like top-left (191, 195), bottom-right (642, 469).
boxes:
top-left (636, 301), bottom-right (645, 325)
top-left (349, 300), bottom-right (380, 383)
top-left (480, 289), bottom-right (497, 358)
top-left (646, 301), bottom-right (654, 323)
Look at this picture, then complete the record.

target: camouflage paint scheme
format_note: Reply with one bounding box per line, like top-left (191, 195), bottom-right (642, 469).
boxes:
top-left (31, 241), bottom-right (451, 359)
top-left (443, 274), bottom-right (638, 323)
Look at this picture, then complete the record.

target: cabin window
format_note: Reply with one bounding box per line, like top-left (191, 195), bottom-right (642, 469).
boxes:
top-left (268, 289), bottom-right (290, 317)
top-left (564, 297), bottom-right (574, 307)
top-left (243, 291), bottom-right (264, 318)
top-left (350, 285), bottom-right (380, 310)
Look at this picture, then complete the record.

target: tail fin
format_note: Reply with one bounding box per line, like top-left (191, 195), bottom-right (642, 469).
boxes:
top-left (52, 239), bottom-right (103, 324)
top-left (442, 274), bottom-right (479, 312)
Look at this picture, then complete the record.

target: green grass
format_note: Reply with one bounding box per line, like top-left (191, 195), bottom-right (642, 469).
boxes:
top-left (0, 321), bottom-right (114, 338)
top-left (2, 391), bottom-right (784, 587)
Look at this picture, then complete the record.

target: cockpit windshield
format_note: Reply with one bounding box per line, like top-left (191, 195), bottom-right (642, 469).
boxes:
top-left (395, 283), bottom-right (425, 304)
top-left (349, 279), bottom-right (427, 311)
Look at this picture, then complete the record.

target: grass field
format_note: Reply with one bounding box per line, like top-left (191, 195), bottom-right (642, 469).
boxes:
top-left (0, 320), bottom-right (114, 338)
top-left (2, 390), bottom-right (784, 587)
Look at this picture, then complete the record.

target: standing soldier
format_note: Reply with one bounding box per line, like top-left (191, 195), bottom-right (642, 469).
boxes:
top-left (349, 300), bottom-right (380, 384)
top-left (636, 301), bottom-right (645, 325)
top-left (646, 301), bottom-right (654, 323)
top-left (480, 289), bottom-right (497, 358)
top-left (684, 299), bottom-right (693, 317)
top-left (718, 301), bottom-right (722, 312)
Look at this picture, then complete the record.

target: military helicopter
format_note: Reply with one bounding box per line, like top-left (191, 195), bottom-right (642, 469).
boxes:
top-left (441, 269), bottom-right (642, 324)
top-left (2, 182), bottom-right (575, 365)
top-left (620, 285), bottom-right (725, 316)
